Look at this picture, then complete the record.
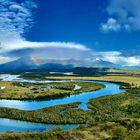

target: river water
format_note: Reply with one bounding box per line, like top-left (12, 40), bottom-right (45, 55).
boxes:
top-left (0, 74), bottom-right (124, 132)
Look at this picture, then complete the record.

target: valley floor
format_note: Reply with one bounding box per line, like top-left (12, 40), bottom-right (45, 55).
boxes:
top-left (47, 75), bottom-right (140, 87)
top-left (0, 74), bottom-right (140, 140)
top-left (0, 81), bottom-right (103, 100)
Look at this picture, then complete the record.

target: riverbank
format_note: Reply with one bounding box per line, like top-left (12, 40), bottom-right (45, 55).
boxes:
top-left (0, 81), bottom-right (124, 125)
top-left (0, 81), bottom-right (104, 100)
top-left (1, 119), bottom-right (140, 140)
top-left (0, 85), bottom-right (136, 125)
top-left (0, 81), bottom-right (123, 111)
top-left (1, 86), bottom-right (140, 139)
top-left (1, 74), bottom-right (140, 140)
top-left (0, 87), bottom-right (137, 125)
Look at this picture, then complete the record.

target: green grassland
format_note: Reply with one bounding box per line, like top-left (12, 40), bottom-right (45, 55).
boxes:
top-left (0, 81), bottom-right (104, 100)
top-left (0, 83), bottom-right (139, 125)
top-left (1, 86), bottom-right (140, 139)
top-left (1, 72), bottom-right (140, 140)
top-left (1, 119), bottom-right (140, 140)
top-left (19, 73), bottom-right (50, 80)
top-left (47, 75), bottom-right (140, 87)
top-left (107, 68), bottom-right (140, 76)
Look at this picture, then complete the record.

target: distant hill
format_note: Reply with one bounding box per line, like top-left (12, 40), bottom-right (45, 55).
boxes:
top-left (0, 57), bottom-right (35, 72)
top-left (90, 59), bottom-right (118, 68)
top-left (0, 56), bottom-right (122, 73)
top-left (0, 57), bottom-right (74, 73)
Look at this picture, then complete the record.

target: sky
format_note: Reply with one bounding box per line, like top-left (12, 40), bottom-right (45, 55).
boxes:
top-left (0, 0), bottom-right (140, 67)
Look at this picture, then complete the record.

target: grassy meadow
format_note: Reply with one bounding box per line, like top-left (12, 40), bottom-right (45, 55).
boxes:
top-left (1, 86), bottom-right (140, 139)
top-left (0, 81), bottom-right (104, 100)
top-left (47, 75), bottom-right (140, 87)
top-left (0, 70), bottom-right (140, 140)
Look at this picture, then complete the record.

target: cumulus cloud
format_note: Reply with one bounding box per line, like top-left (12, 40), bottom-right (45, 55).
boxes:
top-left (99, 51), bottom-right (140, 67)
top-left (103, 56), bottom-right (140, 66)
top-left (0, 0), bottom-right (37, 46)
top-left (100, 0), bottom-right (140, 66)
top-left (101, 18), bottom-right (121, 32)
top-left (101, 0), bottom-right (140, 32)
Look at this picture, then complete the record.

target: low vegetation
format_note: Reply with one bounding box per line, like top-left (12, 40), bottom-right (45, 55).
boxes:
top-left (107, 68), bottom-right (140, 76)
top-left (47, 75), bottom-right (140, 86)
top-left (1, 119), bottom-right (140, 139)
top-left (0, 81), bottom-right (104, 100)
top-left (1, 73), bottom-right (140, 139)
top-left (19, 67), bottom-right (108, 79)
top-left (0, 85), bottom-right (140, 125)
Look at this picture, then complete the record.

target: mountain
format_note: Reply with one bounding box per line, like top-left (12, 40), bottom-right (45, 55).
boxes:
top-left (39, 63), bottom-right (74, 71)
top-left (0, 57), bottom-right (35, 72)
top-left (90, 58), bottom-right (119, 68)
top-left (0, 57), bottom-right (74, 73)
top-left (0, 57), bottom-right (121, 73)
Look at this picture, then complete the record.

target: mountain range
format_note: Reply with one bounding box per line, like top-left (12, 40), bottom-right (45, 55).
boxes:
top-left (0, 56), bottom-right (126, 73)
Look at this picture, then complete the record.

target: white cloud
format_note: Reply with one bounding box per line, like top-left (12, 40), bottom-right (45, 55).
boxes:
top-left (0, 0), bottom-right (36, 45)
top-left (0, 0), bottom-right (89, 55)
top-left (102, 55), bottom-right (140, 67)
top-left (0, 0), bottom-right (91, 64)
top-left (101, 0), bottom-right (140, 32)
top-left (101, 18), bottom-right (121, 32)
top-left (0, 0), bottom-right (52, 57)
top-left (1, 41), bottom-right (89, 52)
top-left (0, 56), bottom-right (18, 64)
top-left (1, 0), bottom-right (139, 68)
top-left (95, 51), bottom-right (140, 66)
top-left (97, 51), bottom-right (121, 57)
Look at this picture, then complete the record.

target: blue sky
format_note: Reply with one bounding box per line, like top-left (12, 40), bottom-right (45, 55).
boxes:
top-left (27, 0), bottom-right (140, 51)
top-left (0, 0), bottom-right (140, 67)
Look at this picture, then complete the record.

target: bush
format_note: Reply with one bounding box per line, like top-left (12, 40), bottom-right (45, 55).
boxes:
top-left (127, 120), bottom-right (140, 131)
top-left (112, 126), bottom-right (127, 140)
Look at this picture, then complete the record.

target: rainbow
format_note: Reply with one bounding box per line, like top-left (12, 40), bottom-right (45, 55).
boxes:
top-left (30, 55), bottom-right (42, 65)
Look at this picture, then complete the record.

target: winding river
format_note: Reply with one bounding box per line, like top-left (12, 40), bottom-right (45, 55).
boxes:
top-left (0, 74), bottom-right (125, 132)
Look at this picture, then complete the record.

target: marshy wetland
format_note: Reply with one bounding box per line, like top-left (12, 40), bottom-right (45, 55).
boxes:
top-left (0, 73), bottom-right (140, 140)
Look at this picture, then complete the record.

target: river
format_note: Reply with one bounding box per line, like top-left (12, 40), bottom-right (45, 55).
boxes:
top-left (0, 74), bottom-right (124, 132)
